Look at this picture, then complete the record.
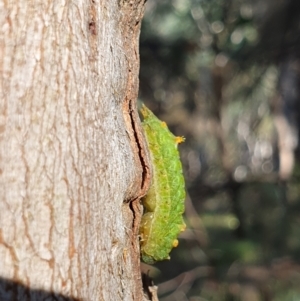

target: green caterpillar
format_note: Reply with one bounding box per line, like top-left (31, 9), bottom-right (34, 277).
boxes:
top-left (139, 104), bottom-right (186, 264)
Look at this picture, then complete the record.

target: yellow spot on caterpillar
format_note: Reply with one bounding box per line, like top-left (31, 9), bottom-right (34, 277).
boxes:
top-left (172, 239), bottom-right (179, 248)
top-left (176, 136), bottom-right (185, 144)
top-left (161, 121), bottom-right (167, 128)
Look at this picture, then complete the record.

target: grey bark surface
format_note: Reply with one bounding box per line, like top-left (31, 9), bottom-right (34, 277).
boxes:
top-left (0, 1), bottom-right (151, 300)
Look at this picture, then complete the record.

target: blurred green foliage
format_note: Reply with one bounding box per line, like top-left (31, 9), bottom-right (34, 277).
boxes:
top-left (139, 0), bottom-right (300, 300)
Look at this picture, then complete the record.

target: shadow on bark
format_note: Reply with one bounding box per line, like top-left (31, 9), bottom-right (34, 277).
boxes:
top-left (0, 277), bottom-right (81, 301)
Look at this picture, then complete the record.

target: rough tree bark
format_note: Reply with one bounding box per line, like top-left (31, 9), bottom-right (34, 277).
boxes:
top-left (0, 1), bottom-right (152, 300)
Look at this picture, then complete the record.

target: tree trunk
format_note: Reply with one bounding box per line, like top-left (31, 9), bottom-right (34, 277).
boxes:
top-left (0, 1), bottom-right (152, 300)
